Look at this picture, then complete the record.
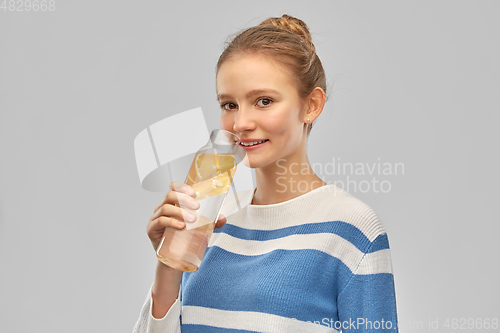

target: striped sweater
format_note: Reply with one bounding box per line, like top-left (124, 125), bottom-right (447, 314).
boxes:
top-left (133, 184), bottom-right (398, 332)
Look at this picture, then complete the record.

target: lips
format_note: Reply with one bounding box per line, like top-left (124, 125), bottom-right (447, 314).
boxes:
top-left (239, 139), bottom-right (269, 147)
top-left (239, 139), bottom-right (269, 149)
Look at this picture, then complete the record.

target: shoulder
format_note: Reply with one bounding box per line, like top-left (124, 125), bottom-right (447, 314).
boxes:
top-left (318, 185), bottom-right (388, 243)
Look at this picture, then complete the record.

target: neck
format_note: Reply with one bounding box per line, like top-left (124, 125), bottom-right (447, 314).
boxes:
top-left (252, 153), bottom-right (327, 205)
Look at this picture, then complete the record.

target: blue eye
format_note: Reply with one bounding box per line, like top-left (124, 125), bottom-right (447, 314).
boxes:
top-left (257, 98), bottom-right (273, 107)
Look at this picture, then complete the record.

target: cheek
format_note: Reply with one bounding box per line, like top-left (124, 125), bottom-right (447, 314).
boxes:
top-left (268, 113), bottom-right (303, 149)
top-left (265, 109), bottom-right (298, 137)
top-left (265, 112), bottom-right (286, 133)
top-left (220, 114), bottom-right (233, 131)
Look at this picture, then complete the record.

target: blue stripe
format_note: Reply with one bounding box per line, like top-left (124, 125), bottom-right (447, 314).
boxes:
top-left (337, 273), bottom-right (398, 332)
top-left (371, 234), bottom-right (390, 253)
top-left (213, 221), bottom-right (386, 253)
top-left (182, 325), bottom-right (258, 333)
top-left (182, 247), bottom-right (357, 322)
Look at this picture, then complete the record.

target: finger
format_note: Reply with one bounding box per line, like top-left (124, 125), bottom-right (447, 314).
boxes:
top-left (147, 217), bottom-right (185, 248)
top-left (154, 183), bottom-right (196, 213)
top-left (152, 216), bottom-right (186, 231)
top-left (169, 181), bottom-right (196, 197)
top-left (151, 201), bottom-right (198, 224)
top-left (154, 190), bottom-right (200, 215)
top-left (214, 213), bottom-right (227, 230)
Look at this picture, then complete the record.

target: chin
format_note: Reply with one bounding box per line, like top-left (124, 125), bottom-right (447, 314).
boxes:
top-left (243, 155), bottom-right (276, 170)
top-left (241, 157), bottom-right (257, 169)
top-left (237, 154), bottom-right (256, 169)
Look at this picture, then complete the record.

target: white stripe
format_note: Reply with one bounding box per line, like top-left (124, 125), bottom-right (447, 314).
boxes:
top-left (182, 306), bottom-right (338, 333)
top-left (209, 232), bottom-right (365, 273)
top-left (356, 249), bottom-right (394, 275)
top-left (224, 185), bottom-right (387, 242)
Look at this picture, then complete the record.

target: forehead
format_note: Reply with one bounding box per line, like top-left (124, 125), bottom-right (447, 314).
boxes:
top-left (216, 54), bottom-right (294, 93)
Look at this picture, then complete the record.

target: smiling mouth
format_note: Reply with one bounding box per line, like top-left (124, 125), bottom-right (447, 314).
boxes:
top-left (239, 139), bottom-right (269, 147)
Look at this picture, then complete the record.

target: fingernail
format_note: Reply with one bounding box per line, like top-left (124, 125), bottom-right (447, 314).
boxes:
top-left (178, 221), bottom-right (185, 228)
top-left (190, 201), bottom-right (199, 209)
top-left (187, 213), bottom-right (196, 222)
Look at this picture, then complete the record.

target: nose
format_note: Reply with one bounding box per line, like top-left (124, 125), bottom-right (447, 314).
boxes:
top-left (232, 106), bottom-right (256, 134)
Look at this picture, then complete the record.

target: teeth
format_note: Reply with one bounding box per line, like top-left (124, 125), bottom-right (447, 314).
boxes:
top-left (241, 140), bottom-right (267, 146)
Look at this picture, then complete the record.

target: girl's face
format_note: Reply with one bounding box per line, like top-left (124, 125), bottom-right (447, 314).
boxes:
top-left (216, 54), bottom-right (308, 169)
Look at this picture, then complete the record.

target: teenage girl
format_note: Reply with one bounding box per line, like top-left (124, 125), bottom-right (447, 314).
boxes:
top-left (134, 14), bottom-right (398, 333)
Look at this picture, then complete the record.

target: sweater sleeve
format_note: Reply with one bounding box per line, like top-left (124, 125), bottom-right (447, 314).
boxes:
top-left (132, 284), bottom-right (182, 333)
top-left (337, 234), bottom-right (398, 332)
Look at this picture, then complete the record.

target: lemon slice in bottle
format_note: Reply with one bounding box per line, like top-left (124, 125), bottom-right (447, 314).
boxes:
top-left (186, 153), bottom-right (237, 198)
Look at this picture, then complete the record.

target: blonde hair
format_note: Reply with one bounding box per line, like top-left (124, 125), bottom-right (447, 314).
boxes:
top-left (216, 14), bottom-right (327, 136)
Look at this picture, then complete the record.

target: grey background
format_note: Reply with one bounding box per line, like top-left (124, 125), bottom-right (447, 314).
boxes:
top-left (1, 1), bottom-right (499, 332)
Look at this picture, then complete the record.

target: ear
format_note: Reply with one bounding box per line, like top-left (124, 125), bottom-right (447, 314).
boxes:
top-left (303, 87), bottom-right (326, 124)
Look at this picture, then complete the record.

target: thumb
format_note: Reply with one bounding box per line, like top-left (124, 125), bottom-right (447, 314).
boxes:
top-left (215, 213), bottom-right (227, 229)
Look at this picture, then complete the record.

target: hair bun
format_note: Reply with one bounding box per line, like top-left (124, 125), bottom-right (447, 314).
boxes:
top-left (260, 14), bottom-right (315, 53)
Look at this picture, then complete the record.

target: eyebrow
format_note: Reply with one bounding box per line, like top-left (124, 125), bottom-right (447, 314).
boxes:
top-left (216, 89), bottom-right (281, 102)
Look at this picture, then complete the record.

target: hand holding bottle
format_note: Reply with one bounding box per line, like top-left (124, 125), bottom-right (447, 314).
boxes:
top-left (147, 181), bottom-right (227, 253)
